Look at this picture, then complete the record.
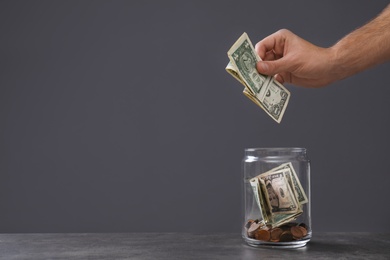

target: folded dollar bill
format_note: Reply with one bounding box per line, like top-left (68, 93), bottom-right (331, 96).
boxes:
top-left (226, 32), bottom-right (290, 123)
top-left (250, 162), bottom-right (307, 228)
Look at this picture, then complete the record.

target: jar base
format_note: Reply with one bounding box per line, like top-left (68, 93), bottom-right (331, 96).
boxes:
top-left (243, 236), bottom-right (311, 249)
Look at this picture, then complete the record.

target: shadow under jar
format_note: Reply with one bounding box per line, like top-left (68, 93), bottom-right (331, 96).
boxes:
top-left (242, 148), bottom-right (311, 248)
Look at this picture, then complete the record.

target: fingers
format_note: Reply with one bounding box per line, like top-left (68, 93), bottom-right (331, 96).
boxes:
top-left (255, 30), bottom-right (293, 76)
top-left (274, 72), bottom-right (326, 88)
top-left (274, 73), bottom-right (285, 85)
top-left (264, 50), bottom-right (276, 61)
top-left (255, 29), bottom-right (290, 60)
top-left (254, 29), bottom-right (330, 88)
top-left (255, 36), bottom-right (275, 60)
top-left (256, 58), bottom-right (291, 76)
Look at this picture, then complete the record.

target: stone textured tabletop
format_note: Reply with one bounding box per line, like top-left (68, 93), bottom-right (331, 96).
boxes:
top-left (0, 232), bottom-right (389, 260)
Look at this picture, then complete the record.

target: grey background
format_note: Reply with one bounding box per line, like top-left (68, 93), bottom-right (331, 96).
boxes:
top-left (1, 0), bottom-right (389, 233)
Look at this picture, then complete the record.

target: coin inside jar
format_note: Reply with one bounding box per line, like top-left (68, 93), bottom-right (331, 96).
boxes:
top-left (247, 222), bottom-right (261, 238)
top-left (299, 223), bottom-right (308, 229)
top-left (290, 226), bottom-right (304, 239)
top-left (255, 229), bottom-right (270, 241)
top-left (299, 226), bottom-right (308, 237)
top-left (279, 231), bottom-right (294, 242)
top-left (245, 219), bottom-right (255, 229)
top-left (270, 228), bottom-right (283, 242)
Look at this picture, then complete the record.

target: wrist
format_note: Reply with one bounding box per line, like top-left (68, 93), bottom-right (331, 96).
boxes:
top-left (328, 45), bottom-right (351, 82)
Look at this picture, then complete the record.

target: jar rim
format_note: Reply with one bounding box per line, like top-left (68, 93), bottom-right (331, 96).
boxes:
top-left (245, 147), bottom-right (306, 152)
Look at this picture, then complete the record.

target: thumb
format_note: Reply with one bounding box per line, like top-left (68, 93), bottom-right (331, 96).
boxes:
top-left (256, 59), bottom-right (291, 76)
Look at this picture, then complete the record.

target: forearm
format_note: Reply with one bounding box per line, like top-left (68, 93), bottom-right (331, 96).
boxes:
top-left (330, 4), bottom-right (390, 80)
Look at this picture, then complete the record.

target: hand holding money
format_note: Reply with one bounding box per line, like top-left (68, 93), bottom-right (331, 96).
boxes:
top-left (226, 33), bottom-right (290, 123)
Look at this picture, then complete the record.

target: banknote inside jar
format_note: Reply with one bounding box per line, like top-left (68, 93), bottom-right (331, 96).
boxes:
top-left (245, 162), bottom-right (309, 242)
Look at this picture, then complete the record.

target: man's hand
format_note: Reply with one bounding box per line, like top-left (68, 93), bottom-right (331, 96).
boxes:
top-left (255, 4), bottom-right (390, 88)
top-left (255, 29), bottom-right (337, 88)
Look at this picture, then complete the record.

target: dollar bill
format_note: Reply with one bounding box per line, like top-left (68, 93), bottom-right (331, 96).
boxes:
top-left (249, 177), bottom-right (269, 224)
top-left (250, 162), bottom-right (307, 228)
top-left (226, 32), bottom-right (290, 123)
top-left (250, 178), bottom-right (262, 212)
top-left (261, 162), bottom-right (308, 205)
top-left (258, 168), bottom-right (299, 215)
top-left (271, 210), bottom-right (303, 228)
top-left (283, 164), bottom-right (308, 205)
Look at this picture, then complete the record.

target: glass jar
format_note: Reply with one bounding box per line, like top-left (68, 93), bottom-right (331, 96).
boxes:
top-left (242, 148), bottom-right (311, 248)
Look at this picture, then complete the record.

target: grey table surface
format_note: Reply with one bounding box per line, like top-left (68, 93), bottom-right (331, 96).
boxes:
top-left (0, 232), bottom-right (389, 260)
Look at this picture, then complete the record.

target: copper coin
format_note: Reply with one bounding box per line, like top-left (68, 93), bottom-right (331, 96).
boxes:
top-left (291, 226), bottom-right (304, 239)
top-left (279, 231), bottom-right (293, 242)
top-left (255, 229), bottom-right (270, 241)
top-left (247, 222), bottom-right (261, 238)
top-left (299, 223), bottom-right (308, 229)
top-left (270, 228), bottom-right (283, 242)
top-left (245, 219), bottom-right (255, 229)
top-left (299, 226), bottom-right (308, 237)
